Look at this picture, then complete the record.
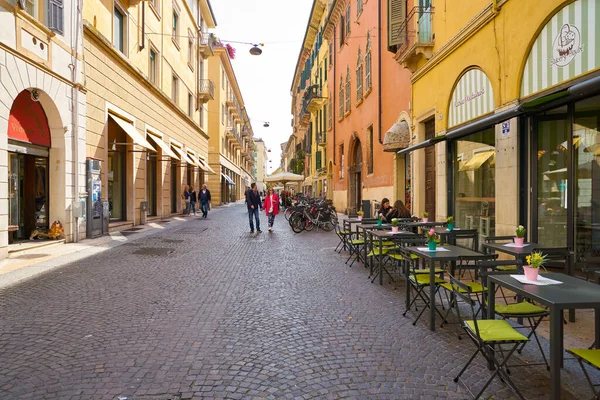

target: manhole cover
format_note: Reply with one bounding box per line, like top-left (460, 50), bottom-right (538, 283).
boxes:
top-left (132, 247), bottom-right (174, 256)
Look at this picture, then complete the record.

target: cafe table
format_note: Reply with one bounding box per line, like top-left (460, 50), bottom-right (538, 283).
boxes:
top-left (431, 226), bottom-right (473, 245)
top-left (482, 242), bottom-right (552, 262)
top-left (369, 229), bottom-right (416, 285)
top-left (486, 273), bottom-right (600, 400)
top-left (405, 245), bottom-right (489, 331)
top-left (400, 221), bottom-right (447, 234)
top-left (343, 217), bottom-right (377, 233)
top-left (355, 223), bottom-right (392, 269)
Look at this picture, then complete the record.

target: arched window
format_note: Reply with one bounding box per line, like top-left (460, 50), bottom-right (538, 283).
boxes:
top-left (356, 47), bottom-right (363, 101)
top-left (338, 78), bottom-right (344, 118)
top-left (365, 31), bottom-right (372, 92)
top-left (345, 66), bottom-right (351, 113)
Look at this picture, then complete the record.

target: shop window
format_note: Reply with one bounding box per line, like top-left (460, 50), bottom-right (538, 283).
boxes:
top-left (453, 128), bottom-right (496, 238)
top-left (367, 125), bottom-right (373, 174)
top-left (146, 136), bottom-right (158, 216)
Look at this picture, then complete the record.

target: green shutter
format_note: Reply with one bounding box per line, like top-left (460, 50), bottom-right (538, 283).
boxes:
top-left (316, 151), bottom-right (322, 170)
top-left (388, 0), bottom-right (406, 49)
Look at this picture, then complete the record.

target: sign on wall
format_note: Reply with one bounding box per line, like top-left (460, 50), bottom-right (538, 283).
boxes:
top-left (448, 69), bottom-right (494, 128)
top-left (521, 0), bottom-right (599, 98)
top-left (8, 91), bottom-right (51, 147)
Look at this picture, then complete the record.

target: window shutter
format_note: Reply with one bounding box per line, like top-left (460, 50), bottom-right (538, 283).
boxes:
top-left (388, 0), bottom-right (406, 49)
top-left (48, 0), bottom-right (64, 35)
top-left (316, 151), bottom-right (322, 170)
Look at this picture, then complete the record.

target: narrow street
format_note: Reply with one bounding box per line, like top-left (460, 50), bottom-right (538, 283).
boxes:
top-left (0, 203), bottom-right (590, 399)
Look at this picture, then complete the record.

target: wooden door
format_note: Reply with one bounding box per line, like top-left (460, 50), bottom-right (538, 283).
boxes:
top-left (424, 119), bottom-right (436, 219)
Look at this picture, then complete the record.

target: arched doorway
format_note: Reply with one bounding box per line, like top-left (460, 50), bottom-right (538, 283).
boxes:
top-left (349, 139), bottom-right (363, 214)
top-left (7, 91), bottom-right (52, 240)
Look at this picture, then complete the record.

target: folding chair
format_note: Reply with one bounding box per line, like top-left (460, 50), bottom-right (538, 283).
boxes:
top-left (451, 276), bottom-right (529, 399)
top-left (566, 348), bottom-right (600, 399)
top-left (345, 235), bottom-right (366, 268)
top-left (367, 238), bottom-right (399, 284)
top-left (334, 221), bottom-right (353, 253)
top-left (483, 236), bottom-right (518, 272)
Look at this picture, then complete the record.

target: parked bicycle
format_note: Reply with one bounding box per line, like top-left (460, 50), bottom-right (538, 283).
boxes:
top-left (288, 199), bottom-right (337, 233)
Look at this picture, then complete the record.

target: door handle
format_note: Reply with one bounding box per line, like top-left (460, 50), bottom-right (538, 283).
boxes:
top-left (427, 180), bottom-right (432, 183)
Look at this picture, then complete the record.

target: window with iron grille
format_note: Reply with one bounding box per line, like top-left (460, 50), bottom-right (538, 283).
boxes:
top-left (356, 47), bottom-right (363, 101)
top-left (345, 67), bottom-right (351, 113)
top-left (338, 80), bottom-right (344, 118)
top-left (365, 32), bottom-right (372, 92)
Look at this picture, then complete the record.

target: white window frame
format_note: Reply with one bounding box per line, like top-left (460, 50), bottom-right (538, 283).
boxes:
top-left (172, 71), bottom-right (179, 105)
top-left (172, 1), bottom-right (181, 48)
top-left (149, 44), bottom-right (159, 85)
top-left (113, 1), bottom-right (128, 54)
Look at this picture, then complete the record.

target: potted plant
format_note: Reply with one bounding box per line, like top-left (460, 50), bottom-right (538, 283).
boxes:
top-left (391, 218), bottom-right (399, 233)
top-left (425, 228), bottom-right (438, 250)
top-left (357, 210), bottom-right (364, 221)
top-left (377, 214), bottom-right (384, 226)
top-left (515, 225), bottom-right (526, 247)
top-left (447, 216), bottom-right (455, 231)
top-left (422, 212), bottom-right (429, 223)
top-left (524, 251), bottom-right (547, 281)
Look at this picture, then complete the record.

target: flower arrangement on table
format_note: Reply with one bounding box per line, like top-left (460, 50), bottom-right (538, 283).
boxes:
top-left (422, 212), bottom-right (429, 222)
top-left (515, 225), bottom-right (526, 247)
top-left (391, 218), bottom-right (399, 232)
top-left (377, 213), bottom-right (384, 226)
top-left (446, 216), bottom-right (455, 231)
top-left (357, 210), bottom-right (364, 221)
top-left (524, 251), bottom-right (548, 281)
top-left (425, 228), bottom-right (439, 250)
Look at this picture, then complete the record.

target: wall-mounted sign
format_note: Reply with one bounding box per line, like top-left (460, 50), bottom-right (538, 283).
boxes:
top-left (8, 91), bottom-right (51, 147)
top-left (501, 121), bottom-right (510, 136)
top-left (448, 69), bottom-right (494, 128)
top-left (521, 0), bottom-right (598, 98)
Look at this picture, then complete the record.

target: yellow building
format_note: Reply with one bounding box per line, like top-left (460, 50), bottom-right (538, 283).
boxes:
top-left (290, 0), bottom-right (330, 198)
top-left (402, 0), bottom-right (600, 265)
top-left (206, 45), bottom-right (255, 204)
top-left (83, 0), bottom-right (216, 233)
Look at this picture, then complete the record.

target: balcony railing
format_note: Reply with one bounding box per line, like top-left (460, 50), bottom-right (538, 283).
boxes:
top-left (303, 84), bottom-right (326, 113)
top-left (198, 31), bottom-right (215, 58)
top-left (317, 132), bottom-right (326, 146)
top-left (197, 79), bottom-right (214, 103)
top-left (396, 6), bottom-right (434, 72)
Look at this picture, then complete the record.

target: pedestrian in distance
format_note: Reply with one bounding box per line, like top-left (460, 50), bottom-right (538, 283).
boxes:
top-left (246, 182), bottom-right (262, 233)
top-left (263, 187), bottom-right (279, 232)
top-left (199, 184), bottom-right (211, 218)
top-left (182, 185), bottom-right (191, 216)
top-left (189, 186), bottom-right (197, 216)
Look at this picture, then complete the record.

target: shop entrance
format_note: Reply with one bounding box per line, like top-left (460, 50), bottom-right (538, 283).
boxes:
top-left (170, 162), bottom-right (178, 214)
top-left (8, 152), bottom-right (49, 240)
top-left (349, 140), bottom-right (362, 213)
top-left (424, 118), bottom-right (436, 219)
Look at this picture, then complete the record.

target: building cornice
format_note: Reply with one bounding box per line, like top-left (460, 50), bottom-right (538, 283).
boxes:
top-left (83, 21), bottom-right (209, 140)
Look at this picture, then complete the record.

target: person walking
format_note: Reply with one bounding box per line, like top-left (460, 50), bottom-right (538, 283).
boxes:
top-left (189, 186), bottom-right (197, 216)
top-left (182, 185), bottom-right (191, 216)
top-left (246, 182), bottom-right (262, 233)
top-left (263, 187), bottom-right (280, 232)
top-left (199, 184), bottom-right (211, 218)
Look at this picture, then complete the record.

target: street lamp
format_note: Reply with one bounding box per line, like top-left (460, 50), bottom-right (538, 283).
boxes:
top-left (263, 122), bottom-right (270, 127)
top-left (250, 44), bottom-right (263, 56)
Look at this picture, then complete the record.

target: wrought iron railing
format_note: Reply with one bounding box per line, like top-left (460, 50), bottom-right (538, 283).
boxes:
top-left (198, 79), bottom-right (214, 98)
top-left (396, 6), bottom-right (434, 55)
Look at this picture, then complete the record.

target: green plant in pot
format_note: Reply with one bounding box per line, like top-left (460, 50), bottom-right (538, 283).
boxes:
top-left (425, 228), bottom-right (439, 250)
top-left (515, 225), bottom-right (526, 247)
top-left (357, 210), bottom-right (364, 221)
top-left (446, 216), bottom-right (454, 231)
top-left (422, 212), bottom-right (429, 223)
top-left (524, 251), bottom-right (547, 281)
top-left (391, 218), bottom-right (399, 232)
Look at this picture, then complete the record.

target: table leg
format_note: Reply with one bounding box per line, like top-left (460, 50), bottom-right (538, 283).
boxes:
top-left (486, 280), bottom-right (496, 370)
top-left (549, 307), bottom-right (562, 400)
top-left (379, 237), bottom-right (384, 285)
top-left (595, 307), bottom-right (600, 349)
top-left (429, 259), bottom-right (436, 331)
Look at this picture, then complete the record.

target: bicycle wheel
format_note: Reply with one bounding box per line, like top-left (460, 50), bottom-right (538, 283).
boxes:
top-left (303, 212), bottom-right (315, 231)
top-left (284, 207), bottom-right (295, 221)
top-left (289, 214), bottom-right (305, 233)
top-left (322, 221), bottom-right (335, 232)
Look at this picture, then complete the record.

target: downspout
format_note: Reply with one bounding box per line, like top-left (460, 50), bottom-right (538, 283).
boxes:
top-left (332, 28), bottom-right (336, 165)
top-left (71, 0), bottom-right (84, 242)
top-left (139, 1), bottom-right (145, 50)
top-left (377, 1), bottom-right (383, 144)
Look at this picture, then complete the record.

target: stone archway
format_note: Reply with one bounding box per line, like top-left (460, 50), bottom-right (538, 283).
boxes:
top-left (348, 137), bottom-right (363, 214)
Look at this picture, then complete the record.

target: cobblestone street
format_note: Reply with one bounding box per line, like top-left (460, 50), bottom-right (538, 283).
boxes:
top-left (0, 202), bottom-right (595, 399)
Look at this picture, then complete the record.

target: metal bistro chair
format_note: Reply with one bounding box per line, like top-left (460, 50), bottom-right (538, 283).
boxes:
top-left (566, 348), bottom-right (600, 399)
top-left (451, 276), bottom-right (529, 400)
top-left (334, 221), bottom-right (353, 253)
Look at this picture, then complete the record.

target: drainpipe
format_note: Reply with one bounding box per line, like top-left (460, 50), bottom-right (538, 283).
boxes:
top-left (377, 1), bottom-right (383, 144)
top-left (332, 28), bottom-right (336, 165)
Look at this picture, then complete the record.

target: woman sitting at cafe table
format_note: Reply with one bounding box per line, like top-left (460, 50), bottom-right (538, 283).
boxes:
top-left (378, 198), bottom-right (393, 220)
top-left (385, 200), bottom-right (412, 223)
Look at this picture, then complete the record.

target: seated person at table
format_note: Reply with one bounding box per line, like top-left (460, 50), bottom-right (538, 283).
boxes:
top-left (378, 198), bottom-right (393, 220)
top-left (386, 200), bottom-right (412, 222)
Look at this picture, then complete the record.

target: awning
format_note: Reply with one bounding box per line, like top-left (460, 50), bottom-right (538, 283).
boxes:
top-left (147, 133), bottom-right (178, 158)
top-left (397, 135), bottom-right (446, 155)
top-left (458, 150), bottom-right (495, 172)
top-left (171, 145), bottom-right (195, 164)
top-left (445, 106), bottom-right (521, 141)
top-left (198, 156), bottom-right (216, 174)
top-left (187, 151), bottom-right (203, 168)
top-left (383, 121), bottom-right (410, 152)
top-left (221, 173), bottom-right (235, 185)
top-left (109, 114), bottom-right (155, 151)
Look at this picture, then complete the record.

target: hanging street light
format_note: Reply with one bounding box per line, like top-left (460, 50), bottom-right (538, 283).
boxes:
top-left (250, 44), bottom-right (264, 56)
top-left (263, 122), bottom-right (270, 127)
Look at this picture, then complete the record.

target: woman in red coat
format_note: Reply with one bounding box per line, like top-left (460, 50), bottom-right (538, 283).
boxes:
top-left (262, 187), bottom-right (280, 232)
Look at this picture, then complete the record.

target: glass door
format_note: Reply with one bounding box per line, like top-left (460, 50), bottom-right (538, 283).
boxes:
top-left (8, 153), bottom-right (19, 231)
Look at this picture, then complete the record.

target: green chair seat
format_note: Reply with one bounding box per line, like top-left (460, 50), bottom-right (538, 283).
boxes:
top-left (440, 282), bottom-right (486, 294)
top-left (340, 231), bottom-right (352, 235)
top-left (496, 265), bottom-right (517, 272)
top-left (413, 267), bottom-right (445, 274)
top-left (410, 254), bottom-right (419, 259)
top-left (381, 241), bottom-right (395, 246)
top-left (388, 253), bottom-right (404, 261)
top-left (568, 348), bottom-right (600, 369)
top-left (350, 239), bottom-right (365, 245)
top-left (465, 320), bottom-right (528, 342)
top-left (495, 302), bottom-right (547, 315)
top-left (368, 248), bottom-right (390, 256)
top-left (409, 274), bottom-right (445, 285)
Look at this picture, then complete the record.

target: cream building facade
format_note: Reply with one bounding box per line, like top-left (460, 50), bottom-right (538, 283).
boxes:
top-left (83, 0), bottom-right (216, 234)
top-left (0, 0), bottom-right (86, 257)
top-left (206, 45), bottom-right (255, 204)
top-left (253, 138), bottom-right (268, 192)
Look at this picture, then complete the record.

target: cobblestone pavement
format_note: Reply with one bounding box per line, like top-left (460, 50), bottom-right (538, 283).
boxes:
top-left (0, 202), bottom-right (596, 399)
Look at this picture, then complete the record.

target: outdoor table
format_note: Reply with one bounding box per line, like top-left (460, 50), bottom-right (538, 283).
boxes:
top-left (343, 218), bottom-right (376, 233)
top-left (486, 273), bottom-right (600, 400)
top-left (405, 245), bottom-right (488, 331)
top-left (431, 226), bottom-right (470, 245)
top-left (400, 221), bottom-right (447, 234)
top-left (369, 230), bottom-right (416, 285)
top-left (356, 223), bottom-right (392, 269)
top-left (482, 242), bottom-right (552, 262)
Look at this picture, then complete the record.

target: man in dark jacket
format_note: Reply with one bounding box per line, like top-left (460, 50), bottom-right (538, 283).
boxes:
top-left (199, 184), bottom-right (211, 218)
top-left (246, 182), bottom-right (262, 233)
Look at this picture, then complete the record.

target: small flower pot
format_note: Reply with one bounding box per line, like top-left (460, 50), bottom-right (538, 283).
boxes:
top-left (422, 218), bottom-right (429, 223)
top-left (514, 237), bottom-right (525, 247)
top-left (427, 241), bottom-right (437, 251)
top-left (377, 220), bottom-right (383, 226)
top-left (391, 226), bottom-right (399, 233)
top-left (357, 215), bottom-right (363, 221)
top-left (523, 266), bottom-right (539, 281)
top-left (447, 223), bottom-right (454, 231)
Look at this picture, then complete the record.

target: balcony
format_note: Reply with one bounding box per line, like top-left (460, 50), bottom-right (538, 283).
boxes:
top-left (197, 79), bottom-right (214, 103)
top-left (198, 31), bottom-right (215, 58)
top-left (304, 85), bottom-right (326, 113)
top-left (395, 6), bottom-right (434, 73)
top-left (225, 92), bottom-right (236, 109)
top-left (317, 132), bottom-right (327, 147)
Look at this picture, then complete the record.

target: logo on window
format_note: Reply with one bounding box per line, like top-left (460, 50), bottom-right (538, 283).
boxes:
top-left (551, 23), bottom-right (583, 67)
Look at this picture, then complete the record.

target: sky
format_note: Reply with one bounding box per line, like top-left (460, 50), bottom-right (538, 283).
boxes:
top-left (210, 0), bottom-right (313, 174)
